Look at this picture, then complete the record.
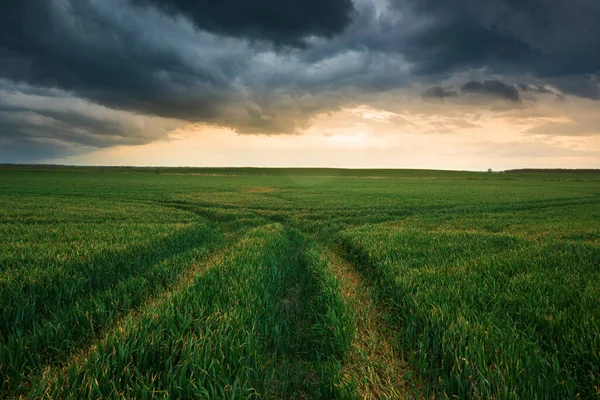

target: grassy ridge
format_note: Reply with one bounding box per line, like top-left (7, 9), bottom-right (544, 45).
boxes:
top-left (34, 224), bottom-right (353, 398)
top-left (340, 227), bottom-right (600, 398)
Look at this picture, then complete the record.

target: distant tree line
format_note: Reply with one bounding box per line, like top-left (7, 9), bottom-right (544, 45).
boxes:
top-left (505, 168), bottom-right (600, 173)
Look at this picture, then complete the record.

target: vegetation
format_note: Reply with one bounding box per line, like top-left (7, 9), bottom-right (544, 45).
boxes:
top-left (0, 166), bottom-right (598, 398)
top-left (340, 228), bottom-right (599, 398)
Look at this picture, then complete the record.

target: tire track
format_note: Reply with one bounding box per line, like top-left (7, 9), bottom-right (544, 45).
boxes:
top-left (29, 240), bottom-right (236, 398)
top-left (324, 247), bottom-right (425, 399)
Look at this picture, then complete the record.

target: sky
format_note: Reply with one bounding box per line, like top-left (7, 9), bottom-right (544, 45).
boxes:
top-left (1, 0), bottom-right (599, 170)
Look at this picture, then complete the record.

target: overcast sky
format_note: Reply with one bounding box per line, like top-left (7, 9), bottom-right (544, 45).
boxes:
top-left (1, 0), bottom-right (599, 169)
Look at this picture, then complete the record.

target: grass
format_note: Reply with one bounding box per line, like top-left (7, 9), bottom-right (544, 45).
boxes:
top-left (1, 205), bottom-right (223, 393)
top-left (325, 248), bottom-right (422, 399)
top-left (339, 228), bottom-right (600, 398)
top-left (33, 225), bottom-right (353, 398)
top-left (0, 166), bottom-right (598, 398)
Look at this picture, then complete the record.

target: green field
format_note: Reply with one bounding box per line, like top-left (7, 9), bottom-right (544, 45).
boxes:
top-left (1, 167), bottom-right (599, 398)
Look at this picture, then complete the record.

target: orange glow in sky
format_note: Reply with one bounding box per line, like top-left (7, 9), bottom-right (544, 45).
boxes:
top-left (53, 105), bottom-right (600, 170)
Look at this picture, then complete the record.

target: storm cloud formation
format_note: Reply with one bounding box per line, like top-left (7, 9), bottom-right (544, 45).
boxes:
top-left (0, 0), bottom-right (599, 161)
top-left (422, 86), bottom-right (457, 100)
top-left (390, 0), bottom-right (600, 77)
top-left (131, 0), bottom-right (356, 45)
top-left (461, 80), bottom-right (520, 102)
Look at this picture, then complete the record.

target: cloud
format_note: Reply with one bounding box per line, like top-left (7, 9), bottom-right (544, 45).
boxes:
top-left (1, 0), bottom-right (599, 162)
top-left (0, 1), bottom-right (402, 135)
top-left (526, 121), bottom-right (600, 137)
top-left (549, 76), bottom-right (600, 100)
top-left (0, 1), bottom-right (234, 119)
top-left (461, 80), bottom-right (520, 102)
top-left (130, 0), bottom-right (356, 45)
top-left (517, 84), bottom-right (555, 95)
top-left (388, 0), bottom-right (600, 81)
top-left (422, 86), bottom-right (457, 99)
top-left (0, 80), bottom-right (183, 161)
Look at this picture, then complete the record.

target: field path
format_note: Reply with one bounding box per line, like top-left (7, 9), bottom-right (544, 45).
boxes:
top-left (324, 248), bottom-right (424, 399)
top-left (32, 240), bottom-right (234, 396)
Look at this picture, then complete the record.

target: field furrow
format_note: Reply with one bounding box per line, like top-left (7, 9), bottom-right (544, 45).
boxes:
top-left (28, 225), bottom-right (356, 398)
top-left (0, 216), bottom-right (223, 395)
top-left (31, 239), bottom-right (233, 398)
top-left (339, 226), bottom-right (600, 399)
top-left (324, 247), bottom-right (423, 399)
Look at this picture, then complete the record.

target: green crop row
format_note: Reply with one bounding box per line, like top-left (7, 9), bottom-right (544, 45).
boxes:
top-left (32, 224), bottom-right (354, 399)
top-left (1, 217), bottom-right (223, 394)
top-left (339, 226), bottom-right (600, 398)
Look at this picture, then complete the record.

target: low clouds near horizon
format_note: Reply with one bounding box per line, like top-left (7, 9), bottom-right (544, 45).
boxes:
top-left (1, 0), bottom-right (599, 166)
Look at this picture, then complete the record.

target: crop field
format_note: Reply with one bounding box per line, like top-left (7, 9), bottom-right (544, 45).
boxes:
top-left (1, 166), bottom-right (599, 399)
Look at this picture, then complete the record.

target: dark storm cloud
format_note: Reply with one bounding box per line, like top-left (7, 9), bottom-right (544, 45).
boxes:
top-left (517, 83), bottom-right (566, 100)
top-left (0, 0), bottom-right (230, 121)
top-left (517, 84), bottom-right (553, 95)
top-left (130, 0), bottom-right (355, 45)
top-left (1, 0), bottom-right (597, 118)
top-left (1, 0), bottom-right (599, 162)
top-left (388, 0), bottom-right (600, 85)
top-left (550, 76), bottom-right (600, 101)
top-left (422, 86), bottom-right (457, 99)
top-left (0, 104), bottom-right (145, 148)
top-left (0, 79), bottom-right (182, 161)
top-left (461, 80), bottom-right (520, 102)
top-left (0, 136), bottom-right (80, 164)
top-left (0, 0), bottom-right (358, 142)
